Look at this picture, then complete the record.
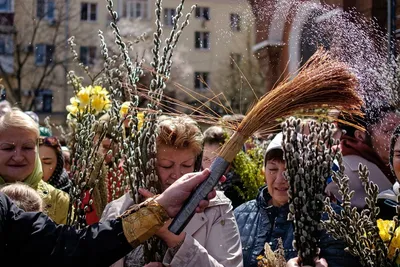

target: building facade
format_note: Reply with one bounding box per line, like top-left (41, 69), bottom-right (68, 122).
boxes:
top-left (0, 0), bottom-right (255, 122)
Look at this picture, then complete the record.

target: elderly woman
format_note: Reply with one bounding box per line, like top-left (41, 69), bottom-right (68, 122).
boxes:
top-left (39, 136), bottom-right (72, 193)
top-left (234, 133), bottom-right (361, 267)
top-left (0, 108), bottom-right (69, 224)
top-left (102, 115), bottom-right (243, 267)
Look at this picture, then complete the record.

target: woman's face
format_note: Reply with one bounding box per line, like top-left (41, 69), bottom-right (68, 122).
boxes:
top-left (39, 146), bottom-right (58, 182)
top-left (392, 138), bottom-right (400, 181)
top-left (264, 159), bottom-right (289, 207)
top-left (370, 112), bottom-right (400, 164)
top-left (0, 127), bottom-right (37, 182)
top-left (202, 143), bottom-right (220, 170)
top-left (156, 144), bottom-right (197, 191)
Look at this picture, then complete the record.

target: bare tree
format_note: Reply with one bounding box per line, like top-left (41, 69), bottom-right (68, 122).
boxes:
top-left (0, 0), bottom-right (84, 111)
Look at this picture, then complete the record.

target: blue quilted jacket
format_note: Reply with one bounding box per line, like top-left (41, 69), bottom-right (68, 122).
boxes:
top-left (234, 186), bottom-right (361, 267)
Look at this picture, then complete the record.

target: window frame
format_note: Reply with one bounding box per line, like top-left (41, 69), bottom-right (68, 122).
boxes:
top-left (164, 8), bottom-right (176, 26)
top-left (194, 71), bottom-right (209, 90)
top-left (35, 44), bottom-right (54, 66)
top-left (125, 0), bottom-right (149, 20)
top-left (195, 6), bottom-right (210, 21)
top-left (80, 46), bottom-right (96, 66)
top-left (230, 13), bottom-right (241, 32)
top-left (0, 0), bottom-right (13, 13)
top-left (37, 0), bottom-right (55, 20)
top-left (0, 34), bottom-right (13, 56)
top-left (195, 31), bottom-right (210, 50)
top-left (81, 2), bottom-right (97, 21)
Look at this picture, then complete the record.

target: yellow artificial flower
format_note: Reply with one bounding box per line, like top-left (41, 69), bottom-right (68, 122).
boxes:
top-left (377, 219), bottom-right (400, 264)
top-left (377, 219), bottom-right (394, 242)
top-left (120, 102), bottom-right (131, 118)
top-left (66, 85), bottom-right (111, 118)
top-left (66, 104), bottom-right (79, 116)
top-left (77, 87), bottom-right (90, 108)
top-left (137, 111), bottom-right (144, 131)
top-left (92, 95), bottom-right (107, 113)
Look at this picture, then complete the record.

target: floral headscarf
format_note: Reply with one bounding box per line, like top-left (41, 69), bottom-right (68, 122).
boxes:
top-left (39, 136), bottom-right (71, 193)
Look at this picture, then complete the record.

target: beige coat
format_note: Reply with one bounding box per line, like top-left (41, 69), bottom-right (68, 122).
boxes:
top-left (101, 191), bottom-right (243, 267)
top-left (326, 155), bottom-right (392, 209)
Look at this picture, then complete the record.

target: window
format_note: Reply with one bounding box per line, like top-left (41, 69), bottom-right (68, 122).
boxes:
top-left (35, 89), bottom-right (53, 112)
top-left (194, 72), bottom-right (209, 90)
top-left (81, 3), bottom-right (97, 21)
top-left (230, 13), bottom-right (241, 31)
top-left (80, 46), bottom-right (96, 65)
top-left (0, 0), bottom-right (13, 12)
top-left (124, 0), bottom-right (149, 19)
top-left (164, 8), bottom-right (176, 26)
top-left (0, 34), bottom-right (13, 56)
top-left (35, 44), bottom-right (54, 66)
top-left (37, 0), bottom-right (55, 20)
top-left (230, 53), bottom-right (242, 69)
top-left (195, 32), bottom-right (210, 49)
top-left (195, 6), bottom-right (210, 20)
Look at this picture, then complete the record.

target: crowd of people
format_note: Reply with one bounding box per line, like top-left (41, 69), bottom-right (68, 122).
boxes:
top-left (1, 99), bottom-right (400, 267)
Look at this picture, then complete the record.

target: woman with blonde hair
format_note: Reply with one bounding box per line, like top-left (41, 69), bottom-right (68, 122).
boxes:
top-left (102, 115), bottom-right (243, 267)
top-left (0, 108), bottom-right (69, 224)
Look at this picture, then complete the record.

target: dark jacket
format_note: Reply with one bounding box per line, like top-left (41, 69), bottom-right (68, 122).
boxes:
top-left (0, 192), bottom-right (132, 267)
top-left (234, 186), bottom-right (361, 267)
top-left (377, 183), bottom-right (399, 220)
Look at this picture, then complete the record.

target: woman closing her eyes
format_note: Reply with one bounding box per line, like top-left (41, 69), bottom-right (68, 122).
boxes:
top-left (101, 115), bottom-right (243, 267)
top-left (0, 108), bottom-right (69, 224)
top-left (39, 136), bottom-right (72, 193)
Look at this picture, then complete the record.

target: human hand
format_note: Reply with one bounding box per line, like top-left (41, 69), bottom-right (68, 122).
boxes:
top-left (156, 219), bottom-right (185, 247)
top-left (155, 169), bottom-right (224, 218)
top-left (143, 262), bottom-right (163, 267)
top-left (286, 257), bottom-right (328, 267)
top-left (139, 189), bottom-right (186, 247)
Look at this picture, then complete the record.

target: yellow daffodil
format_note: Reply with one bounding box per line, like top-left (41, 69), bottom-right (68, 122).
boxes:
top-left (92, 95), bottom-right (106, 113)
top-left (377, 219), bottom-right (394, 242)
top-left (120, 102), bottom-right (131, 118)
top-left (377, 219), bottom-right (400, 264)
top-left (137, 111), bottom-right (144, 131)
top-left (66, 85), bottom-right (111, 118)
top-left (66, 104), bottom-right (79, 116)
top-left (77, 88), bottom-right (90, 108)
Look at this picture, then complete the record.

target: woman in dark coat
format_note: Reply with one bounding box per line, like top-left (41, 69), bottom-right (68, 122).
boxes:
top-left (234, 133), bottom-right (361, 267)
top-left (0, 170), bottom-right (217, 267)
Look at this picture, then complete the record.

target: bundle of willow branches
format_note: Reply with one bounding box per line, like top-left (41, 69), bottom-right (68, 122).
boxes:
top-left (282, 118), bottom-right (338, 266)
top-left (323, 156), bottom-right (397, 267)
top-left (65, 0), bottom-right (195, 262)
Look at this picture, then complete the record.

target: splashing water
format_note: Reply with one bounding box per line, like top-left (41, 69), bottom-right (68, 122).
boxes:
top-left (250, 0), bottom-right (399, 114)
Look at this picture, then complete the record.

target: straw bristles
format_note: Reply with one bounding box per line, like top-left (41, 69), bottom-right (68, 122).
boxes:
top-left (220, 48), bottom-right (362, 162)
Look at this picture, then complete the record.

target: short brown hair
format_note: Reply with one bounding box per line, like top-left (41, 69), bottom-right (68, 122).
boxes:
top-left (157, 115), bottom-right (203, 156)
top-left (1, 183), bottom-right (43, 212)
top-left (203, 126), bottom-right (226, 146)
top-left (265, 149), bottom-right (284, 165)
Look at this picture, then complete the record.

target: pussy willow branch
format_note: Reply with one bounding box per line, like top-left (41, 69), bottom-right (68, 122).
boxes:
top-left (283, 118), bottom-right (335, 266)
top-left (323, 156), bottom-right (392, 267)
